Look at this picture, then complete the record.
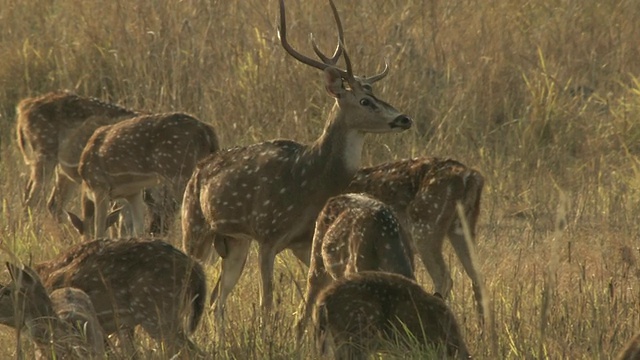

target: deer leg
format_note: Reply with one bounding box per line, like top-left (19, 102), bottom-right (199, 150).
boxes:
top-left (47, 167), bottom-right (77, 222)
top-left (93, 192), bottom-right (110, 239)
top-left (287, 230), bottom-right (313, 266)
top-left (258, 244), bottom-right (279, 313)
top-left (211, 236), bottom-right (251, 321)
top-left (448, 222), bottom-right (485, 321)
top-left (413, 221), bottom-right (453, 298)
top-left (109, 327), bottom-right (137, 358)
top-left (145, 186), bottom-right (177, 236)
top-left (140, 316), bottom-right (203, 358)
top-left (23, 156), bottom-right (56, 213)
top-left (296, 259), bottom-right (331, 341)
top-left (113, 200), bottom-right (132, 237)
top-left (125, 192), bottom-right (146, 237)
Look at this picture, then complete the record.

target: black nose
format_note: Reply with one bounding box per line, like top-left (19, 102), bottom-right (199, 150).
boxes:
top-left (391, 115), bottom-right (412, 129)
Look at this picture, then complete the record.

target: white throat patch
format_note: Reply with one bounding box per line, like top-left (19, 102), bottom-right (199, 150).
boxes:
top-left (343, 130), bottom-right (365, 173)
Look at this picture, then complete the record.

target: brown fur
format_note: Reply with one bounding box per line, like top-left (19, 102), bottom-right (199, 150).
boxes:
top-left (32, 238), bottom-right (206, 356)
top-left (618, 332), bottom-right (640, 360)
top-left (0, 264), bottom-right (105, 359)
top-left (296, 193), bottom-right (415, 339)
top-left (348, 157), bottom-right (486, 319)
top-left (15, 90), bottom-right (138, 217)
top-left (74, 112), bottom-right (219, 239)
top-left (313, 271), bottom-right (471, 359)
top-left (181, 0), bottom-right (411, 326)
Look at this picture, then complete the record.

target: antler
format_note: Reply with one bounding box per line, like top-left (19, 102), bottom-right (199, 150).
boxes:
top-left (310, 0), bottom-right (343, 65)
top-left (278, 0), bottom-right (358, 87)
top-left (310, 0), bottom-right (388, 85)
top-left (362, 62), bottom-right (389, 84)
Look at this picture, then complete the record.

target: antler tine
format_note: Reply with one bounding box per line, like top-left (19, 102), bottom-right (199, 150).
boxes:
top-left (311, 34), bottom-right (343, 65)
top-left (340, 40), bottom-right (358, 86)
top-left (363, 60), bottom-right (390, 84)
top-left (278, 0), bottom-right (332, 71)
top-left (310, 0), bottom-right (345, 65)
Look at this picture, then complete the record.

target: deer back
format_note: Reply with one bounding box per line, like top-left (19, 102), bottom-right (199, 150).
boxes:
top-left (34, 238), bottom-right (206, 336)
top-left (314, 271), bottom-right (471, 359)
top-left (79, 112), bottom-right (219, 196)
top-left (348, 157), bottom-right (484, 229)
top-left (316, 193), bottom-right (414, 280)
top-left (57, 114), bottom-right (134, 182)
top-left (187, 139), bottom-right (355, 248)
top-left (16, 90), bottom-right (137, 161)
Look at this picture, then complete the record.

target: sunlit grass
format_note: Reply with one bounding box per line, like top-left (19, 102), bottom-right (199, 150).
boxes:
top-left (1, 0), bottom-right (640, 358)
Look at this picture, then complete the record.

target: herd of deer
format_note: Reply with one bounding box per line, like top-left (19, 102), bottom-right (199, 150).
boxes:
top-left (4, 1), bottom-right (638, 359)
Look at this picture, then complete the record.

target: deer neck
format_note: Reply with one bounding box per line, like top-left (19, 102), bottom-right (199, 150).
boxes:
top-left (309, 104), bottom-right (365, 184)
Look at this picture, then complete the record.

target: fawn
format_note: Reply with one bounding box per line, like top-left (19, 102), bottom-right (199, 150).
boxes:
top-left (313, 271), bottom-right (471, 359)
top-left (0, 263), bottom-right (105, 359)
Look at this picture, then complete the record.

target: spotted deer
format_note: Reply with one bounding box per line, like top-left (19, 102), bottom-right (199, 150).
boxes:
top-left (15, 91), bottom-right (138, 219)
top-left (68, 112), bottom-right (219, 240)
top-left (25, 238), bottom-right (207, 356)
top-left (295, 193), bottom-right (415, 340)
top-left (313, 271), bottom-right (471, 359)
top-left (0, 263), bottom-right (106, 359)
top-left (618, 332), bottom-right (640, 360)
top-left (181, 0), bottom-right (411, 324)
top-left (347, 157), bottom-right (486, 319)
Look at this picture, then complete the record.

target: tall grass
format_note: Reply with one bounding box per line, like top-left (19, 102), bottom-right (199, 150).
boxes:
top-left (1, 0), bottom-right (640, 358)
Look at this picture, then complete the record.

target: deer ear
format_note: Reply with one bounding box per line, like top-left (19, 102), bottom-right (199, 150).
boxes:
top-left (5, 262), bottom-right (15, 278)
top-left (105, 207), bottom-right (122, 230)
top-left (6, 263), bottom-right (30, 284)
top-left (324, 67), bottom-right (346, 98)
top-left (66, 211), bottom-right (85, 235)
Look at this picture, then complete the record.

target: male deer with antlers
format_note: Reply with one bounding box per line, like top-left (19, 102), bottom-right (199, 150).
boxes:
top-left (0, 263), bottom-right (106, 359)
top-left (15, 91), bottom-right (139, 219)
top-left (347, 157), bottom-right (487, 320)
top-left (182, 0), bottom-right (411, 323)
top-left (69, 112), bottom-right (219, 240)
top-left (295, 193), bottom-right (415, 340)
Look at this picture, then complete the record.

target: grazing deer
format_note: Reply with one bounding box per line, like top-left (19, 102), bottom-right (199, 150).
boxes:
top-left (181, 0), bottom-right (411, 323)
top-left (313, 271), bottom-right (471, 360)
top-left (347, 157), bottom-right (486, 319)
top-left (15, 90), bottom-right (138, 218)
top-left (28, 238), bottom-right (206, 356)
top-left (618, 332), bottom-right (640, 360)
top-left (0, 263), bottom-right (105, 359)
top-left (295, 193), bottom-right (415, 340)
top-left (69, 112), bottom-right (219, 240)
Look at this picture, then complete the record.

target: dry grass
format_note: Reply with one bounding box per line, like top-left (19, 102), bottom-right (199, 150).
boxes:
top-left (1, 0), bottom-right (640, 358)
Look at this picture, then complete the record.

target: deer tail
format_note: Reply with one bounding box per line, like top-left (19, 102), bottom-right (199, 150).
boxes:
top-left (188, 262), bottom-right (207, 333)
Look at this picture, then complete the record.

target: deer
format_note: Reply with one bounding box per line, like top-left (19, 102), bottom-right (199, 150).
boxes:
top-left (68, 112), bottom-right (219, 240)
top-left (347, 157), bottom-right (487, 321)
top-left (15, 90), bottom-right (139, 220)
top-left (181, 0), bottom-right (411, 325)
top-left (313, 271), bottom-right (471, 360)
top-left (618, 332), bottom-right (640, 360)
top-left (19, 237), bottom-right (207, 357)
top-left (0, 263), bottom-right (106, 359)
top-left (295, 193), bottom-right (415, 340)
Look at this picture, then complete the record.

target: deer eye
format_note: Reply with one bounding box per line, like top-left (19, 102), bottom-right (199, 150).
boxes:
top-left (360, 98), bottom-right (372, 107)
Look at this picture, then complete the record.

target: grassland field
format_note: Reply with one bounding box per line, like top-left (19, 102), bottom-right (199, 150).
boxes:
top-left (1, 0), bottom-right (640, 358)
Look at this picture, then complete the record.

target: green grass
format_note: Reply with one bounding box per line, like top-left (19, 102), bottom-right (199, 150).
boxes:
top-left (1, 0), bottom-right (640, 358)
